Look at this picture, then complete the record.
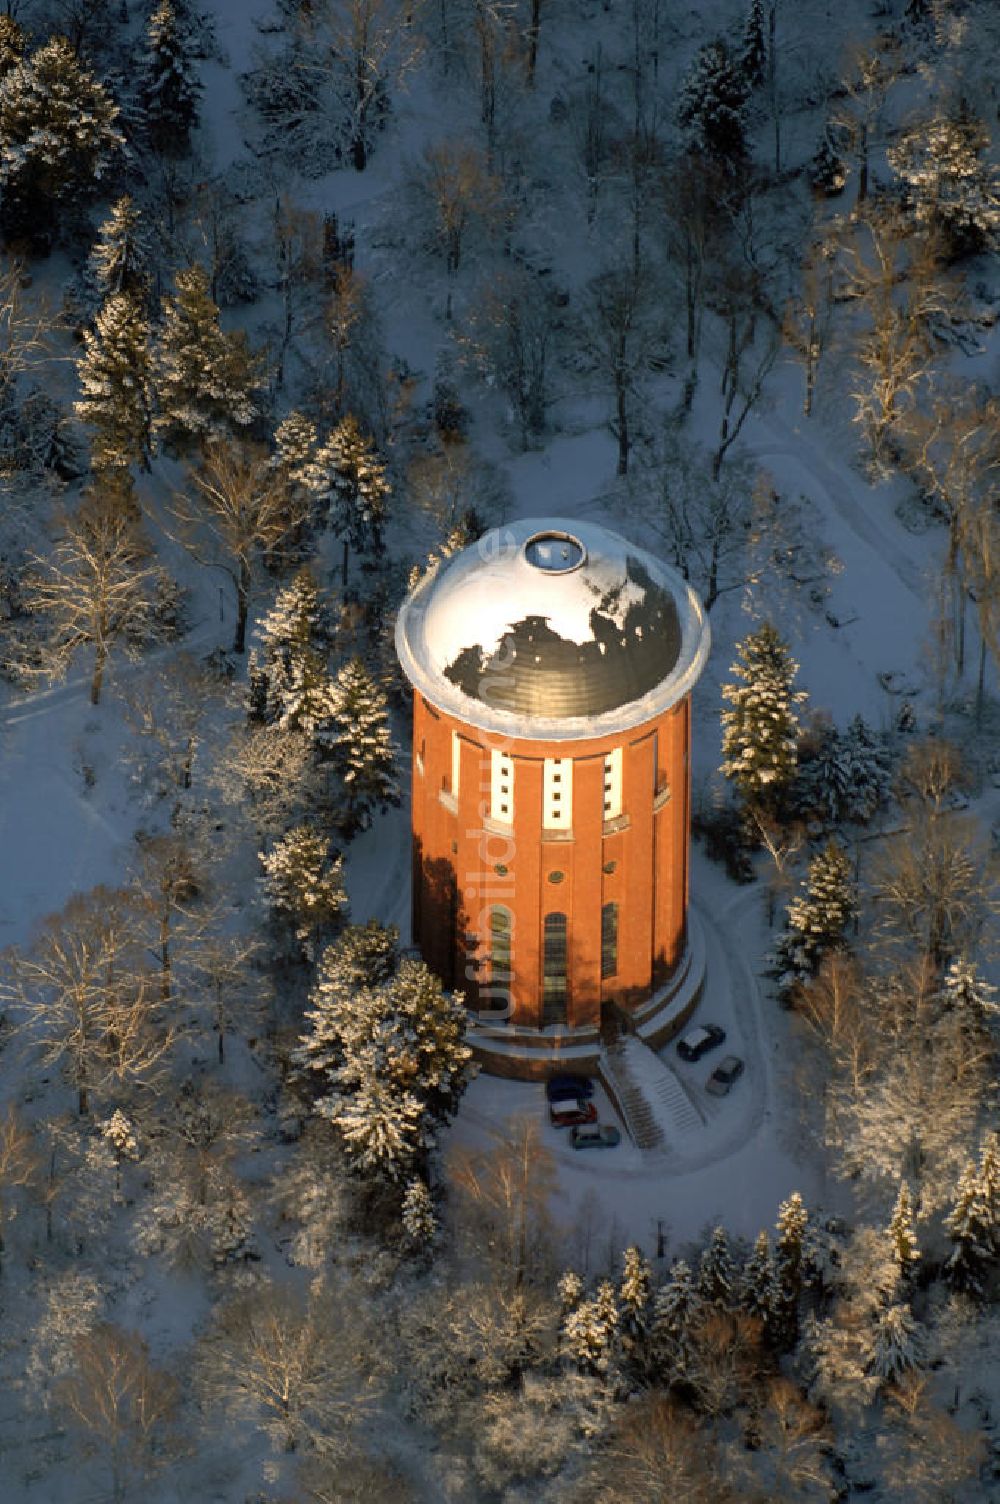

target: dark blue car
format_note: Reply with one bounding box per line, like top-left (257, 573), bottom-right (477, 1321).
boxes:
top-left (546, 1074), bottom-right (595, 1104)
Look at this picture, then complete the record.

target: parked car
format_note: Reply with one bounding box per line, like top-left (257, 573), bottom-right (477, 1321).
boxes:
top-left (549, 1099), bottom-right (599, 1128)
top-left (570, 1123), bottom-right (621, 1150)
top-left (676, 1023), bottom-right (726, 1062)
top-left (546, 1074), bottom-right (595, 1104)
top-left (705, 1056), bottom-right (745, 1096)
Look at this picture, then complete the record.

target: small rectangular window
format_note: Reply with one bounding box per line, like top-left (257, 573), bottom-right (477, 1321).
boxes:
top-left (490, 750), bottom-right (514, 823)
top-left (543, 758), bottom-right (573, 829)
top-left (451, 731), bottom-right (461, 798)
top-left (603, 749), bottom-right (623, 821)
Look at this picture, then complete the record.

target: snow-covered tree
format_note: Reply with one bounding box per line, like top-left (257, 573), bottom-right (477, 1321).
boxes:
top-left (319, 414), bottom-right (390, 586)
top-left (740, 1230), bottom-right (776, 1326)
top-left (87, 197), bottom-right (153, 308)
top-left (650, 1259), bottom-right (702, 1387)
top-left (300, 953), bottom-right (473, 1181)
top-left (319, 656), bottom-right (399, 835)
top-left (842, 714), bottom-right (893, 822)
top-left (721, 621), bottom-right (807, 810)
top-left (75, 294), bottom-right (153, 476)
top-left (141, 0), bottom-right (201, 155)
top-left (0, 1105), bottom-right (38, 1266)
top-left (619, 1245), bottom-right (652, 1349)
top-left (0, 37), bottom-right (124, 243)
top-left (888, 1181), bottom-right (919, 1277)
top-left (562, 1279), bottom-right (619, 1378)
top-left (0, 16), bottom-right (23, 81)
top-left (773, 839), bottom-right (855, 994)
top-left (740, 0), bottom-right (767, 89)
top-left (888, 110), bottom-right (1000, 258)
top-left (401, 1177), bottom-right (436, 1254)
top-left (247, 567), bottom-right (336, 737)
top-left (677, 39), bottom-right (748, 162)
top-left (259, 824), bottom-right (346, 960)
top-left (697, 1226), bottom-right (736, 1309)
top-left (940, 956), bottom-right (999, 1030)
top-left (100, 1109), bottom-right (138, 1199)
top-left (945, 1157), bottom-right (992, 1295)
top-left (870, 1303), bottom-right (923, 1384)
top-left (773, 1192), bottom-right (810, 1347)
top-left (152, 265), bottom-right (263, 451)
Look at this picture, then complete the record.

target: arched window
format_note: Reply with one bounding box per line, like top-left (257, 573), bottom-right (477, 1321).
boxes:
top-left (601, 902), bottom-right (618, 980)
top-left (490, 905), bottom-right (512, 989)
top-left (542, 912), bottom-right (568, 1027)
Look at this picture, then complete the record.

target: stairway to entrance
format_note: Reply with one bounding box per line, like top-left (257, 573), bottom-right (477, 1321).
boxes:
top-left (599, 1035), bottom-right (705, 1151)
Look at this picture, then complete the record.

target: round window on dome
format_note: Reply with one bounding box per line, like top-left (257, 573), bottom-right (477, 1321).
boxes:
top-left (523, 531), bottom-right (586, 574)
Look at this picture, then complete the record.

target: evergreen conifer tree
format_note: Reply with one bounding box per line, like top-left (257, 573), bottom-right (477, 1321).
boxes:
top-left (292, 921), bottom-right (399, 1087)
top-left (941, 957), bottom-right (999, 1030)
top-left (320, 657), bottom-right (399, 835)
top-left (319, 414), bottom-right (391, 587)
top-left (619, 1245), bottom-right (652, 1346)
top-left (74, 294), bottom-right (153, 476)
top-left (248, 568), bottom-right (336, 737)
top-left (401, 1177), bottom-right (436, 1253)
top-left (142, 0), bottom-right (201, 155)
top-left (562, 1280), bottom-right (620, 1377)
top-left (740, 0), bottom-right (767, 89)
top-left (869, 1303), bottom-right (922, 1383)
top-left (88, 196), bottom-right (153, 308)
top-left (740, 1229), bottom-right (777, 1325)
top-left (152, 264), bottom-right (263, 450)
top-left (677, 39), bottom-right (749, 161)
top-left (773, 839), bottom-right (855, 994)
top-left (944, 1157), bottom-right (991, 1295)
top-left (0, 36), bottom-right (124, 243)
top-left (888, 1181), bottom-right (920, 1277)
top-left (841, 714), bottom-right (892, 823)
top-left (976, 1132), bottom-right (1000, 1253)
top-left (258, 824), bottom-right (347, 961)
top-left (721, 621), bottom-right (807, 810)
top-left (697, 1226), bottom-right (736, 1308)
top-left (0, 17), bottom-right (23, 81)
top-left (650, 1259), bottom-right (702, 1386)
top-left (773, 1192), bottom-right (810, 1346)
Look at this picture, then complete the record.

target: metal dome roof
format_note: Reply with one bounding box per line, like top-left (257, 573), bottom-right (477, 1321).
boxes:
top-left (395, 518), bottom-right (711, 740)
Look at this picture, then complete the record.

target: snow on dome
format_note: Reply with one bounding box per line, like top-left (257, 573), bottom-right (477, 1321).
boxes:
top-left (396, 518), bottom-right (711, 740)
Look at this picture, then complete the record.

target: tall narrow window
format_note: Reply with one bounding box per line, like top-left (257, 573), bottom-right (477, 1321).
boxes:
top-left (601, 902), bottom-right (619, 979)
top-left (543, 757), bottom-right (573, 829)
top-left (490, 749), bottom-right (514, 822)
top-left (490, 905), bottom-right (512, 990)
top-left (451, 730), bottom-right (461, 797)
top-left (603, 748), bottom-right (623, 821)
top-left (542, 912), bottom-right (568, 1027)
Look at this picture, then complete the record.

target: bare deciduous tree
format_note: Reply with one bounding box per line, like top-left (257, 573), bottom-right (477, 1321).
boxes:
top-left (0, 1105), bottom-right (37, 1271)
top-left (449, 1118), bottom-right (557, 1291)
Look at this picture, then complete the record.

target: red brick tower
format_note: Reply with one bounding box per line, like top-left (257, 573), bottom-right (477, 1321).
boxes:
top-left (395, 520), bottom-right (711, 1079)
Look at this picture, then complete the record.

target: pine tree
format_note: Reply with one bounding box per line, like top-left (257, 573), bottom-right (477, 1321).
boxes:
top-left (888, 1181), bottom-right (919, 1276)
top-left (974, 1132), bottom-right (1000, 1256)
top-left (74, 294), bottom-right (153, 475)
top-left (272, 411), bottom-right (327, 524)
top-left (773, 1192), bottom-right (810, 1346)
top-left (142, 0), bottom-right (201, 155)
top-left (944, 1157), bottom-right (991, 1295)
top-left (619, 1245), bottom-right (652, 1345)
top-left (311, 957), bottom-right (474, 1181)
top-left (941, 957), bottom-right (999, 1030)
top-left (258, 825), bottom-right (347, 961)
top-left (740, 1230), bottom-right (776, 1325)
top-left (740, 0), bottom-right (767, 89)
top-left (650, 1260), bottom-right (702, 1386)
top-left (869, 1303), bottom-right (922, 1383)
top-left (319, 414), bottom-right (391, 587)
top-left (562, 1280), bottom-right (619, 1377)
top-left (773, 839), bottom-right (855, 995)
top-left (810, 133), bottom-right (847, 196)
top-left (319, 657), bottom-right (399, 836)
top-left (888, 110), bottom-right (1000, 257)
top-left (677, 39), bottom-right (749, 162)
top-left (88, 196), bottom-right (153, 307)
top-left (293, 921), bottom-right (399, 1086)
top-left (401, 1177), bottom-right (436, 1253)
top-left (697, 1226), bottom-right (736, 1308)
top-left (841, 714), bottom-right (892, 823)
top-left (721, 622), bottom-right (807, 810)
top-left (0, 37), bottom-right (124, 243)
top-left (152, 265), bottom-right (263, 450)
top-left (557, 1269), bottom-right (585, 1315)
top-left (0, 17), bottom-right (23, 82)
top-left (248, 568), bottom-right (336, 737)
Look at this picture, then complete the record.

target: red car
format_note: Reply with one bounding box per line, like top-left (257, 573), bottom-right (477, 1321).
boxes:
top-left (549, 1099), bottom-right (599, 1128)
